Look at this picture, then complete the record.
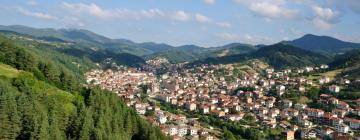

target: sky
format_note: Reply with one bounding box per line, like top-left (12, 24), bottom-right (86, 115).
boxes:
top-left (0, 0), bottom-right (359, 47)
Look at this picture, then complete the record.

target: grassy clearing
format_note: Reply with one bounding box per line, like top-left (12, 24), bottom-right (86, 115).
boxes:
top-left (321, 69), bottom-right (343, 78)
top-left (0, 63), bottom-right (19, 78)
top-left (308, 69), bottom-right (343, 80)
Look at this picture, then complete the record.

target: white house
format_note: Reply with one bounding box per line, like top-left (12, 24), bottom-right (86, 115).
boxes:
top-left (329, 85), bottom-right (340, 93)
top-left (350, 120), bottom-right (360, 129)
top-left (157, 114), bottom-right (167, 124)
top-left (335, 124), bottom-right (349, 133)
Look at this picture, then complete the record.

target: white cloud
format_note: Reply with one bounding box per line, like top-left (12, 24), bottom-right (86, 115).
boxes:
top-left (63, 2), bottom-right (120, 18)
top-left (195, 14), bottom-right (211, 23)
top-left (216, 22), bottom-right (232, 28)
top-left (140, 9), bottom-right (165, 18)
top-left (313, 6), bottom-right (339, 22)
top-left (233, 0), bottom-right (298, 19)
top-left (312, 6), bottom-right (339, 30)
top-left (249, 2), bottom-right (298, 19)
top-left (313, 18), bottom-right (333, 30)
top-left (63, 2), bottom-right (200, 22)
top-left (234, 0), bottom-right (285, 5)
top-left (171, 11), bottom-right (191, 21)
top-left (16, 7), bottom-right (57, 20)
top-left (204, 0), bottom-right (216, 5)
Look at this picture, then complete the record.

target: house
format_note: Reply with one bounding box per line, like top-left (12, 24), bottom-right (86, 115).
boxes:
top-left (294, 103), bottom-right (307, 110)
top-left (330, 132), bottom-right (352, 140)
top-left (185, 102), bottom-right (197, 111)
top-left (319, 128), bottom-right (334, 137)
top-left (329, 97), bottom-right (339, 105)
top-left (136, 107), bottom-right (146, 115)
top-left (301, 130), bottom-right (317, 139)
top-left (211, 110), bottom-right (225, 118)
top-left (282, 130), bottom-right (294, 140)
top-left (276, 85), bottom-right (286, 96)
top-left (320, 64), bottom-right (329, 69)
top-left (305, 67), bottom-right (314, 72)
top-left (225, 114), bottom-right (244, 121)
top-left (350, 119), bottom-right (360, 129)
top-left (157, 114), bottom-right (167, 124)
top-left (329, 85), bottom-right (340, 93)
top-left (188, 127), bottom-right (198, 136)
top-left (178, 126), bottom-right (188, 137)
top-left (200, 133), bottom-right (213, 140)
top-left (332, 109), bottom-right (347, 118)
top-left (319, 77), bottom-right (330, 84)
top-left (335, 124), bottom-right (350, 133)
top-left (299, 86), bottom-right (306, 92)
top-left (308, 109), bottom-right (324, 118)
top-left (168, 125), bottom-right (178, 136)
top-left (282, 100), bottom-right (293, 108)
top-left (332, 118), bottom-right (343, 126)
top-left (200, 105), bottom-right (210, 114)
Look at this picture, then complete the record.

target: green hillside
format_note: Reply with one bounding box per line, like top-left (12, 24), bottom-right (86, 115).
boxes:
top-left (330, 49), bottom-right (360, 79)
top-left (0, 63), bottom-right (20, 79)
top-left (191, 43), bottom-right (332, 69)
top-left (0, 34), bottom-right (169, 140)
top-left (146, 48), bottom-right (201, 63)
top-left (208, 44), bottom-right (258, 57)
top-left (251, 43), bottom-right (332, 68)
top-left (0, 31), bottom-right (145, 67)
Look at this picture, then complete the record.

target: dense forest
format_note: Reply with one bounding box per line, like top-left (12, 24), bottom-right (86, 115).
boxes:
top-left (0, 35), bottom-right (169, 140)
top-left (191, 43), bottom-right (332, 69)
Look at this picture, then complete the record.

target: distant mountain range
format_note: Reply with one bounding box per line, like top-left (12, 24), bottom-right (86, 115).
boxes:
top-left (1, 24), bottom-right (360, 68)
top-left (286, 34), bottom-right (360, 55)
top-left (191, 43), bottom-right (332, 69)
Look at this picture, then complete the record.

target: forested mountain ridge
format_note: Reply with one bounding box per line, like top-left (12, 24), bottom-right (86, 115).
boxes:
top-left (0, 30), bottom-right (145, 67)
top-left (329, 49), bottom-right (360, 79)
top-left (0, 34), bottom-right (170, 140)
top-left (2, 25), bottom-right (359, 65)
top-left (0, 25), bottom-right (263, 62)
top-left (287, 34), bottom-right (360, 54)
top-left (191, 43), bottom-right (332, 69)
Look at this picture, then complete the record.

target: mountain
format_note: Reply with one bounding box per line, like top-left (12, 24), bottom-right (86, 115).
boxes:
top-left (251, 43), bottom-right (332, 68)
top-left (0, 33), bottom-right (169, 140)
top-left (0, 25), bottom-right (110, 44)
top-left (287, 34), bottom-right (360, 54)
top-left (0, 25), bottom-right (269, 62)
top-left (146, 49), bottom-right (200, 63)
top-left (175, 45), bottom-right (206, 53)
top-left (137, 42), bottom-right (173, 53)
top-left (329, 49), bottom-right (360, 79)
top-left (0, 25), bottom-right (162, 56)
top-left (209, 43), bottom-right (258, 57)
top-left (0, 30), bottom-right (145, 67)
top-left (192, 43), bottom-right (332, 69)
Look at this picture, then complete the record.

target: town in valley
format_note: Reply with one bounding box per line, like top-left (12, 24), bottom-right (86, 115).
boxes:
top-left (85, 58), bottom-right (360, 140)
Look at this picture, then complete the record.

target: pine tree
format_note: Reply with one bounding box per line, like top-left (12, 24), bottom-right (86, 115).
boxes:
top-left (79, 108), bottom-right (94, 140)
top-left (0, 81), bottom-right (21, 139)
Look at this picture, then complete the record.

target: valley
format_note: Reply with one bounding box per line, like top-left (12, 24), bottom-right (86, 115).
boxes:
top-left (0, 25), bottom-right (360, 140)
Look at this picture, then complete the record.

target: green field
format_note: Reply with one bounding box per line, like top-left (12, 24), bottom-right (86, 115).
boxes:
top-left (308, 69), bottom-right (343, 80)
top-left (0, 63), bottom-right (19, 78)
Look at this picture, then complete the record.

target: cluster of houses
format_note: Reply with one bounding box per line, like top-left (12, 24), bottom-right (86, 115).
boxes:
top-left (85, 62), bottom-right (360, 140)
top-left (85, 68), bottom-right (215, 140)
top-left (146, 57), bottom-right (169, 66)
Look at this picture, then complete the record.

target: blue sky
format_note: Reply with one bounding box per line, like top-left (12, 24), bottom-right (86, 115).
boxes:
top-left (0, 0), bottom-right (359, 47)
